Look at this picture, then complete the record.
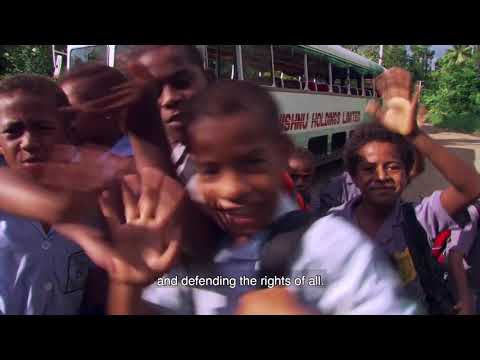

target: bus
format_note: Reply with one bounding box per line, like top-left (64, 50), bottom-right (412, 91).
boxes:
top-left (55, 45), bottom-right (384, 165)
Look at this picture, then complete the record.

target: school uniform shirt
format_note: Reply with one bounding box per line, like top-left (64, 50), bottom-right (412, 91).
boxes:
top-left (0, 211), bottom-right (91, 315)
top-left (311, 171), bottom-right (361, 213)
top-left (446, 205), bottom-right (479, 264)
top-left (110, 137), bottom-right (197, 193)
top-left (329, 190), bottom-right (457, 309)
top-left (142, 192), bottom-right (420, 315)
top-left (110, 135), bottom-right (134, 157)
top-left (446, 205), bottom-right (480, 290)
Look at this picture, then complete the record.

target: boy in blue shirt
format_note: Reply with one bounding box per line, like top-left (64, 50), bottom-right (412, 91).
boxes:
top-left (0, 75), bottom-right (91, 315)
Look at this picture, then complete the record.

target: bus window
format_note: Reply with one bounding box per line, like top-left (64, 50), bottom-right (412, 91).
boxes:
top-left (114, 45), bottom-right (146, 70)
top-left (242, 45), bottom-right (273, 86)
top-left (332, 64), bottom-right (349, 95)
top-left (273, 46), bottom-right (305, 90)
top-left (332, 132), bottom-right (347, 152)
top-left (307, 53), bottom-right (329, 92)
top-left (70, 45), bottom-right (108, 69)
top-left (206, 45), bottom-right (237, 80)
top-left (308, 135), bottom-right (328, 156)
top-left (350, 68), bottom-right (362, 96)
top-left (364, 77), bottom-right (374, 97)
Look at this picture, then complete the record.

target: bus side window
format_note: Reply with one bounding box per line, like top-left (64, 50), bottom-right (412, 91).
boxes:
top-left (331, 132), bottom-right (347, 152)
top-left (308, 136), bottom-right (328, 156)
top-left (364, 76), bottom-right (375, 97)
top-left (273, 46), bottom-right (306, 90)
top-left (114, 45), bottom-right (145, 72)
top-left (350, 68), bottom-right (362, 96)
top-left (332, 64), bottom-right (349, 95)
top-left (242, 45), bottom-right (273, 86)
top-left (206, 45), bottom-right (238, 80)
top-left (70, 45), bottom-right (109, 69)
top-left (307, 53), bottom-right (329, 92)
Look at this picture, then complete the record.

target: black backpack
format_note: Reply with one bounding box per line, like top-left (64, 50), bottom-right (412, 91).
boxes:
top-left (400, 202), bottom-right (456, 314)
top-left (258, 204), bottom-right (456, 315)
top-left (258, 209), bottom-right (326, 283)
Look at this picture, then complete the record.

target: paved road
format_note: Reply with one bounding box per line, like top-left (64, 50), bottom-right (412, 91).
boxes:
top-left (313, 124), bottom-right (480, 202)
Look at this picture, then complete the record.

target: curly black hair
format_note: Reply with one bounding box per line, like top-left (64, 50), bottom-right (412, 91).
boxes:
top-left (344, 122), bottom-right (415, 177)
top-left (290, 147), bottom-right (314, 166)
top-left (0, 74), bottom-right (73, 126)
top-left (59, 63), bottom-right (128, 103)
top-left (183, 80), bottom-right (281, 143)
top-left (120, 45), bottom-right (204, 69)
top-left (0, 74), bottom-right (70, 109)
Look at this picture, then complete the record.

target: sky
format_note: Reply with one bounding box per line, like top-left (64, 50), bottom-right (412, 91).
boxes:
top-left (431, 45), bottom-right (453, 60)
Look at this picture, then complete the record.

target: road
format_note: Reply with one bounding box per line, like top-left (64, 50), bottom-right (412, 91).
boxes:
top-left (313, 124), bottom-right (480, 202)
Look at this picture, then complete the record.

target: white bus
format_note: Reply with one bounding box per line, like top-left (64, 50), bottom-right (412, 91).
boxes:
top-left (55, 45), bottom-right (384, 165)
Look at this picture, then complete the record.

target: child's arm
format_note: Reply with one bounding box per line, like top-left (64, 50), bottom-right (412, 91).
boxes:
top-left (448, 249), bottom-right (475, 315)
top-left (371, 67), bottom-right (480, 216)
top-left (55, 167), bottom-right (186, 315)
top-left (409, 132), bottom-right (480, 216)
top-left (235, 287), bottom-right (318, 315)
top-left (0, 168), bottom-right (98, 225)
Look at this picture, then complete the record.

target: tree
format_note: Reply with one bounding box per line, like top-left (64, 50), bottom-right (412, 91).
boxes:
top-left (408, 45), bottom-right (435, 82)
top-left (444, 45), bottom-right (472, 65)
top-left (383, 45), bottom-right (409, 69)
top-left (423, 55), bottom-right (480, 132)
top-left (0, 45), bottom-right (53, 78)
top-left (342, 45), bottom-right (380, 63)
top-left (343, 45), bottom-right (409, 69)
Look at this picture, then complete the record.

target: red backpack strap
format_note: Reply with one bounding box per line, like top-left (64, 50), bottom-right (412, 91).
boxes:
top-left (432, 229), bottom-right (451, 259)
top-left (282, 172), bottom-right (307, 211)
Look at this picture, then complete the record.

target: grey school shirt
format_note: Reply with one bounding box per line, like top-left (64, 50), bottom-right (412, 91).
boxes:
top-left (142, 193), bottom-right (420, 315)
top-left (0, 211), bottom-right (90, 315)
top-left (446, 205), bottom-right (480, 290)
top-left (312, 172), bottom-right (361, 213)
top-left (329, 191), bottom-right (457, 308)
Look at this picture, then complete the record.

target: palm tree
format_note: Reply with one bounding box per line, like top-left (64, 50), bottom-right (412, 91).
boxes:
top-left (446, 45), bottom-right (472, 65)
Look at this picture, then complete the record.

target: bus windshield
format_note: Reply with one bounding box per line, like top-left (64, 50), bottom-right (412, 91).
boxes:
top-left (70, 45), bottom-right (109, 69)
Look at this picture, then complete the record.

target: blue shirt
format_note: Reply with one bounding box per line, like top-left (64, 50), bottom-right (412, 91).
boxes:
top-left (110, 136), bottom-right (133, 157)
top-left (0, 211), bottom-right (90, 315)
top-left (142, 193), bottom-right (419, 315)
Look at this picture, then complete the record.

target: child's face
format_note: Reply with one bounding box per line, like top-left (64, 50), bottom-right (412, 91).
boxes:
top-left (189, 112), bottom-right (286, 238)
top-left (0, 91), bottom-right (68, 176)
top-left (288, 157), bottom-right (314, 197)
top-left (61, 81), bottom-right (124, 147)
top-left (352, 141), bottom-right (408, 207)
top-left (136, 46), bottom-right (208, 145)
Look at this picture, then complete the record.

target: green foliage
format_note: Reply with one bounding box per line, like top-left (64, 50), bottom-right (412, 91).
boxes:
top-left (423, 56), bottom-right (480, 132)
top-left (444, 45), bottom-right (472, 65)
top-left (408, 45), bottom-right (435, 82)
top-left (383, 45), bottom-right (409, 69)
top-left (343, 45), bottom-right (380, 63)
top-left (0, 45), bottom-right (52, 79)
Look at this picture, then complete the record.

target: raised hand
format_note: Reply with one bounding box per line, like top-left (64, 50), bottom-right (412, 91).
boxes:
top-left (56, 167), bottom-right (185, 286)
top-left (366, 68), bottom-right (422, 136)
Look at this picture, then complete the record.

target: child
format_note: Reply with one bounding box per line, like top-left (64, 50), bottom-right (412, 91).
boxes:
top-left (330, 67), bottom-right (480, 314)
top-left (311, 113), bottom-right (426, 214)
top-left (436, 203), bottom-right (480, 314)
top-left (125, 45), bottom-right (211, 186)
top-left (64, 80), bottom-right (420, 315)
top-left (60, 64), bottom-right (129, 153)
top-left (0, 75), bottom-right (91, 315)
top-left (287, 147), bottom-right (315, 208)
